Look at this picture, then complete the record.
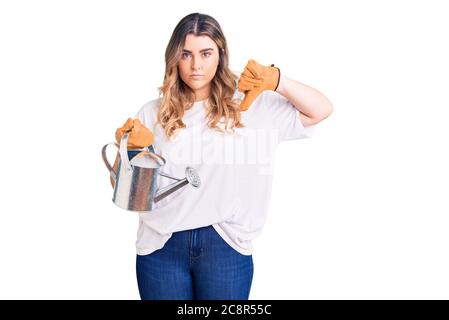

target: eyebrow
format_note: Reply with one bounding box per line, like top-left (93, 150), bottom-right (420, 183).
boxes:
top-left (182, 48), bottom-right (214, 53)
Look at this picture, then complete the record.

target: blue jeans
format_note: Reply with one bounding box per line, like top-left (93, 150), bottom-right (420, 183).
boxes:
top-left (136, 225), bottom-right (254, 300)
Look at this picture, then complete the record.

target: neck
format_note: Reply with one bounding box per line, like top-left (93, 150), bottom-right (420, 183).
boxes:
top-left (194, 85), bottom-right (211, 102)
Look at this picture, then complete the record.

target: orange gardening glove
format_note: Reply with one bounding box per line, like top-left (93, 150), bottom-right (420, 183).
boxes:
top-left (237, 59), bottom-right (281, 111)
top-left (115, 118), bottom-right (154, 149)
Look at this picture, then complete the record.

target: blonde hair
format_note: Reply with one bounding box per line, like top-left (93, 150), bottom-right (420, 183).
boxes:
top-left (156, 12), bottom-right (244, 139)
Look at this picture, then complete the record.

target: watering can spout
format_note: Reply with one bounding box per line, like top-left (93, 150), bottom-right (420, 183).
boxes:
top-left (153, 167), bottom-right (201, 203)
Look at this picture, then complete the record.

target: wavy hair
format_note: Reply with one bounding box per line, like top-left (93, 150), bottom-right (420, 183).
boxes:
top-left (156, 12), bottom-right (244, 139)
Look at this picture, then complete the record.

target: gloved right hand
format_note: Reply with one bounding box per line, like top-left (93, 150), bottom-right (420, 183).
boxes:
top-left (115, 118), bottom-right (154, 149)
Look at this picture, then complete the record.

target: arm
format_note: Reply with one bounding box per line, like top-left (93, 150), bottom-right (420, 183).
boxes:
top-left (275, 75), bottom-right (334, 126)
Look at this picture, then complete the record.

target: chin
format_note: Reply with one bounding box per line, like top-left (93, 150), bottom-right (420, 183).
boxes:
top-left (190, 82), bottom-right (208, 89)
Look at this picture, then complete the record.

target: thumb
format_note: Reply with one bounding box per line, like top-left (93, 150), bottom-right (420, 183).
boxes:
top-left (239, 90), bottom-right (259, 111)
top-left (115, 118), bottom-right (134, 143)
top-left (122, 118), bottom-right (134, 131)
top-left (132, 118), bottom-right (143, 130)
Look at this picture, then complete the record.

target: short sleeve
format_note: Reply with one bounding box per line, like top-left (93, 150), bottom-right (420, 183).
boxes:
top-left (261, 90), bottom-right (317, 142)
top-left (134, 99), bottom-right (161, 133)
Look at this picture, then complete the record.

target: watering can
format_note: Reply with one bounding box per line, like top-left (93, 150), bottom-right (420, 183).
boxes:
top-left (101, 132), bottom-right (201, 212)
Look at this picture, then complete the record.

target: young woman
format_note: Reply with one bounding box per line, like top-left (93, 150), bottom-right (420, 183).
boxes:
top-left (113, 12), bottom-right (333, 300)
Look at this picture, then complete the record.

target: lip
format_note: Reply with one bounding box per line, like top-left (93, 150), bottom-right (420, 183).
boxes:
top-left (190, 75), bottom-right (204, 77)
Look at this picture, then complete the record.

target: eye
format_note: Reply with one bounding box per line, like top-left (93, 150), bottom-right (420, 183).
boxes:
top-left (203, 52), bottom-right (211, 57)
top-left (181, 52), bottom-right (191, 59)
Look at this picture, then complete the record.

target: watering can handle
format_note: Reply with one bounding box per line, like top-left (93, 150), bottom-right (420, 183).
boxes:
top-left (102, 130), bottom-right (156, 180)
top-left (101, 142), bottom-right (119, 181)
top-left (119, 132), bottom-right (133, 174)
top-left (102, 134), bottom-right (151, 182)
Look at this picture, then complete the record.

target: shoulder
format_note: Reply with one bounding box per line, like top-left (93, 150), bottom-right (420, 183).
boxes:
top-left (232, 87), bottom-right (245, 102)
top-left (136, 97), bottom-right (162, 117)
top-left (259, 90), bottom-right (280, 104)
top-left (246, 90), bottom-right (280, 113)
top-left (230, 87), bottom-right (275, 110)
top-left (135, 97), bottom-right (162, 131)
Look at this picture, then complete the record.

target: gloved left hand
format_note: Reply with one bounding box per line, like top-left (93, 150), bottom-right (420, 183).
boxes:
top-left (237, 59), bottom-right (281, 111)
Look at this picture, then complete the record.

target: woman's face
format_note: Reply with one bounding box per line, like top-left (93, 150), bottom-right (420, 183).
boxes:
top-left (178, 34), bottom-right (220, 101)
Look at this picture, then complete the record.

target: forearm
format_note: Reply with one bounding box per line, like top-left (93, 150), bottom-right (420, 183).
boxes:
top-left (275, 74), bottom-right (333, 120)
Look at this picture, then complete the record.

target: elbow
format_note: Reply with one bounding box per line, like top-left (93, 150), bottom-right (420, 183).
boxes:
top-left (309, 102), bottom-right (334, 125)
top-left (320, 101), bottom-right (334, 120)
top-left (324, 102), bottom-right (334, 118)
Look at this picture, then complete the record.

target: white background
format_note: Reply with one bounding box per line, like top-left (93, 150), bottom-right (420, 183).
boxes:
top-left (1, 0), bottom-right (448, 299)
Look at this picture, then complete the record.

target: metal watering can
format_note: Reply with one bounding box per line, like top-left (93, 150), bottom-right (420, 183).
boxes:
top-left (101, 132), bottom-right (201, 212)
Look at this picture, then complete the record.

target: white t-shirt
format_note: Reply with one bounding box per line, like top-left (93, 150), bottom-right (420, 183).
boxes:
top-left (134, 89), bottom-right (317, 256)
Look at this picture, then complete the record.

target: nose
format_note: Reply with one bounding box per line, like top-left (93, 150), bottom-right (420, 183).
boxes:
top-left (191, 55), bottom-right (202, 71)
